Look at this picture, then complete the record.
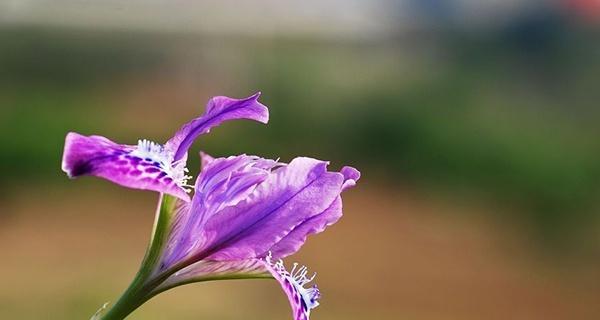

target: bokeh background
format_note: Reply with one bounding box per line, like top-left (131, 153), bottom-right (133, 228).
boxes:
top-left (1, 1), bottom-right (600, 319)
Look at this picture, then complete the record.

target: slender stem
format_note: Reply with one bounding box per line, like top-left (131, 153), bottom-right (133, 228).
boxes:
top-left (94, 194), bottom-right (177, 320)
top-left (97, 268), bottom-right (273, 320)
top-left (97, 266), bottom-right (184, 320)
top-left (92, 194), bottom-right (273, 320)
top-left (96, 274), bottom-right (149, 320)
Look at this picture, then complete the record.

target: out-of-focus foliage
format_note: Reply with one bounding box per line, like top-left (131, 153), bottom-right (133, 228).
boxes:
top-left (2, 13), bottom-right (599, 243)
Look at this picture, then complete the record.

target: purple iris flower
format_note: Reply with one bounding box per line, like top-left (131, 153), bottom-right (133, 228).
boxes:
top-left (62, 93), bottom-right (359, 320)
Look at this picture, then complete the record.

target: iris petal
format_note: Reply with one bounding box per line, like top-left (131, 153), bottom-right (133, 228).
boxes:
top-left (166, 92), bottom-right (269, 161)
top-left (160, 153), bottom-right (277, 269)
top-left (61, 93), bottom-right (269, 202)
top-left (137, 155), bottom-right (358, 320)
top-left (201, 157), bottom-right (345, 261)
top-left (264, 256), bottom-right (320, 320)
top-left (61, 132), bottom-right (191, 201)
top-left (269, 197), bottom-right (342, 258)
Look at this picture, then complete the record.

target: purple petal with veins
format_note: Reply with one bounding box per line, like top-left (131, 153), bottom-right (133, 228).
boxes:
top-left (264, 255), bottom-right (321, 320)
top-left (159, 155), bottom-right (359, 265)
top-left (268, 197), bottom-right (342, 258)
top-left (61, 93), bottom-right (268, 202)
top-left (166, 92), bottom-right (269, 161)
top-left (154, 153), bottom-right (359, 320)
top-left (200, 157), bottom-right (345, 261)
top-left (61, 132), bottom-right (191, 201)
top-left (161, 153), bottom-right (279, 268)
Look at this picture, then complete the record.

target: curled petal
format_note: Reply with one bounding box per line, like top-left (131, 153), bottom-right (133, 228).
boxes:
top-left (264, 255), bottom-right (320, 320)
top-left (155, 256), bottom-right (322, 320)
top-left (340, 166), bottom-right (360, 191)
top-left (61, 132), bottom-right (190, 201)
top-left (202, 157), bottom-right (346, 261)
top-left (167, 92), bottom-right (269, 161)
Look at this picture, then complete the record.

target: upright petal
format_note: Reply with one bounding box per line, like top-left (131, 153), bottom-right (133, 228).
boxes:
top-left (167, 93), bottom-right (269, 161)
top-left (160, 153), bottom-right (278, 269)
top-left (201, 157), bottom-right (346, 261)
top-left (195, 153), bottom-right (278, 214)
top-left (62, 132), bottom-right (190, 201)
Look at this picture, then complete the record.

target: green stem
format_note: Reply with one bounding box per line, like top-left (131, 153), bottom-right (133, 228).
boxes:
top-left (94, 194), bottom-right (177, 320)
top-left (96, 269), bottom-right (273, 320)
top-left (97, 267), bottom-right (183, 320)
top-left (96, 274), bottom-right (150, 320)
top-left (92, 194), bottom-right (274, 320)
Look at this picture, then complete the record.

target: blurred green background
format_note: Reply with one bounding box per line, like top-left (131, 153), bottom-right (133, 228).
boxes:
top-left (1, 1), bottom-right (600, 319)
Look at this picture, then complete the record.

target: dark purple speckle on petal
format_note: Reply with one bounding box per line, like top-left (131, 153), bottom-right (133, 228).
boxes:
top-left (71, 161), bottom-right (94, 176)
top-left (300, 299), bottom-right (308, 311)
top-left (145, 167), bottom-right (161, 174)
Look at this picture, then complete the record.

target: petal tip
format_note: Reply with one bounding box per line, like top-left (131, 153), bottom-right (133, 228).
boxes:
top-left (61, 132), bottom-right (87, 177)
top-left (199, 151), bottom-right (216, 168)
top-left (249, 93), bottom-right (269, 124)
top-left (341, 166), bottom-right (360, 190)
